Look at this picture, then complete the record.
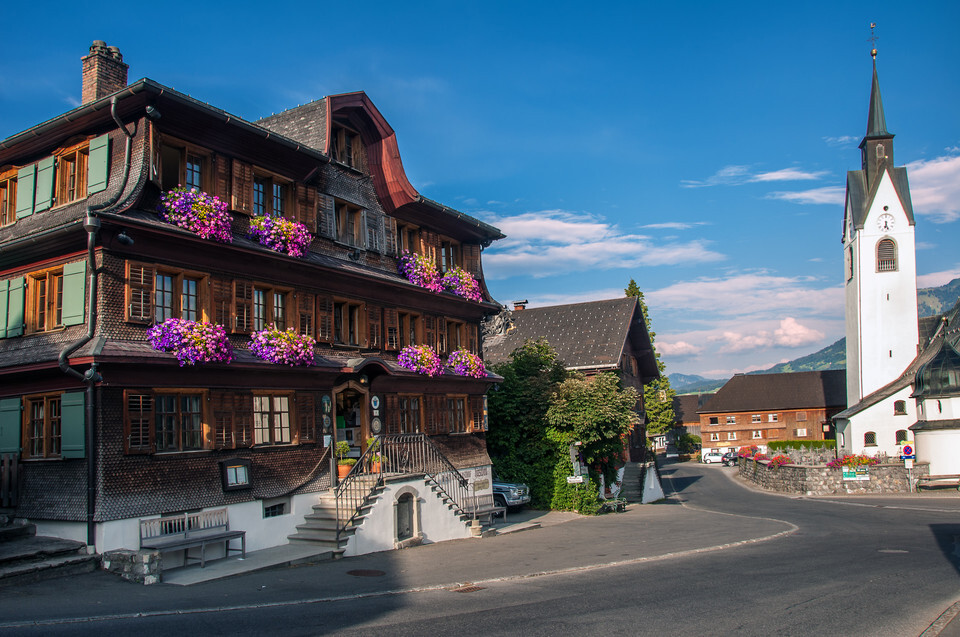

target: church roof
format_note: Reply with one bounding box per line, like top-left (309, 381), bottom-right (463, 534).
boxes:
top-left (845, 167), bottom-right (915, 230)
top-left (482, 297), bottom-right (659, 381)
top-left (699, 370), bottom-right (846, 414)
top-left (865, 60), bottom-right (889, 138)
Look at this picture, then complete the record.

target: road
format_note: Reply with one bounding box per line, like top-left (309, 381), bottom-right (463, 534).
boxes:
top-left (2, 460), bottom-right (959, 636)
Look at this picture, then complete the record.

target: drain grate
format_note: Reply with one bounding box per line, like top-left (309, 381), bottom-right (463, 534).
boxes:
top-left (346, 569), bottom-right (386, 577)
top-left (451, 584), bottom-right (485, 593)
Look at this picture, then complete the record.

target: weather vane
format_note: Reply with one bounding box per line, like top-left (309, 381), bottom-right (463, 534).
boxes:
top-left (868, 22), bottom-right (878, 59)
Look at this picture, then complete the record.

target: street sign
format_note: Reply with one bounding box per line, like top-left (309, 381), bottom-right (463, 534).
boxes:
top-left (567, 475), bottom-right (585, 484)
top-left (901, 444), bottom-right (913, 456)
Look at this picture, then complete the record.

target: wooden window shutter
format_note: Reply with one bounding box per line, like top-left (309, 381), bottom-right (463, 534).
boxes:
top-left (422, 231), bottom-right (440, 267)
top-left (60, 391), bottom-right (85, 459)
top-left (364, 209), bottom-right (384, 253)
top-left (385, 394), bottom-right (400, 435)
top-left (427, 395), bottom-right (444, 435)
top-left (463, 244), bottom-right (481, 278)
top-left (15, 164), bottom-right (36, 219)
top-left (384, 308), bottom-right (399, 351)
top-left (298, 292), bottom-right (316, 338)
top-left (316, 295), bottom-right (334, 343)
top-left (124, 391), bottom-right (155, 454)
top-left (34, 156), bottom-right (55, 213)
top-left (231, 159), bottom-right (253, 214)
top-left (367, 304), bottom-right (382, 349)
top-left (318, 194), bottom-right (337, 239)
top-left (467, 323), bottom-right (479, 354)
top-left (212, 390), bottom-right (233, 449)
top-left (351, 134), bottom-right (365, 172)
top-left (0, 397), bottom-right (22, 453)
top-left (296, 184), bottom-right (318, 232)
top-left (60, 261), bottom-right (86, 327)
top-left (469, 396), bottom-right (486, 432)
top-left (384, 216), bottom-right (398, 256)
top-left (2, 277), bottom-right (25, 338)
top-left (423, 315), bottom-right (437, 350)
top-left (126, 262), bottom-right (154, 324)
top-left (234, 280), bottom-right (254, 333)
top-left (296, 392), bottom-right (316, 443)
top-left (86, 134), bottom-right (110, 194)
top-left (436, 318), bottom-right (448, 354)
top-left (211, 276), bottom-right (233, 329)
top-left (213, 154), bottom-right (231, 203)
top-left (234, 393), bottom-right (254, 448)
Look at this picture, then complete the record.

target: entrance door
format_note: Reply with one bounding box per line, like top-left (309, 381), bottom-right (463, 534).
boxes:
top-left (334, 382), bottom-right (369, 455)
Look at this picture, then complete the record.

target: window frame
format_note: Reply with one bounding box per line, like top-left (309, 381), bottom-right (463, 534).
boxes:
top-left (154, 389), bottom-right (211, 453)
top-left (709, 432), bottom-right (720, 442)
top-left (397, 223), bottom-right (421, 255)
top-left (0, 169), bottom-right (17, 227)
top-left (333, 299), bottom-right (365, 346)
top-left (726, 432), bottom-right (737, 441)
top-left (440, 240), bottom-right (461, 273)
top-left (253, 393), bottom-right (295, 446)
top-left (768, 413), bottom-right (779, 423)
top-left (334, 200), bottom-right (364, 247)
top-left (877, 238), bottom-right (897, 273)
top-left (864, 431), bottom-right (877, 447)
top-left (751, 414), bottom-right (761, 424)
top-left (795, 428), bottom-right (808, 437)
top-left (397, 311), bottom-right (421, 350)
top-left (158, 137), bottom-right (212, 193)
top-left (446, 395), bottom-right (467, 434)
top-left (751, 430), bottom-right (762, 440)
top-left (53, 141), bottom-right (90, 208)
top-left (725, 415), bottom-right (736, 425)
top-left (22, 393), bottom-right (62, 460)
top-left (894, 400), bottom-right (907, 415)
top-left (252, 284), bottom-right (293, 331)
top-left (252, 171), bottom-right (293, 218)
top-left (25, 266), bottom-right (65, 334)
top-left (398, 394), bottom-right (423, 434)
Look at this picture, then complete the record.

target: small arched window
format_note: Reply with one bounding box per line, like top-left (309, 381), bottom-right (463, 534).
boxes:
top-left (877, 239), bottom-right (897, 272)
top-left (893, 400), bottom-right (907, 415)
top-left (895, 430), bottom-right (908, 444)
top-left (864, 431), bottom-right (877, 446)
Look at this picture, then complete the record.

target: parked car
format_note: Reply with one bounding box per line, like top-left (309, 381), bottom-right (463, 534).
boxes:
top-left (721, 452), bottom-right (739, 466)
top-left (493, 479), bottom-right (531, 510)
top-left (701, 451), bottom-right (724, 464)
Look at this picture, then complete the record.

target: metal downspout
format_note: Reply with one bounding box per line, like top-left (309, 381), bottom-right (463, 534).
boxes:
top-left (57, 96), bottom-right (136, 547)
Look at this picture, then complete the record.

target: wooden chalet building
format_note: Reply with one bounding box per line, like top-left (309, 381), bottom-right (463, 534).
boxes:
top-left (482, 297), bottom-right (660, 461)
top-left (698, 371), bottom-right (846, 454)
top-left (0, 42), bottom-right (505, 560)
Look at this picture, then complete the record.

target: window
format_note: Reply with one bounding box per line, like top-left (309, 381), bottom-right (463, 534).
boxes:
top-left (709, 433), bottom-right (720, 442)
top-left (767, 429), bottom-right (780, 439)
top-left (877, 239), bottom-right (897, 272)
top-left (894, 400), bottom-right (907, 415)
top-left (253, 287), bottom-right (290, 331)
top-left (254, 394), bottom-right (292, 445)
top-left (727, 432), bottom-right (737, 441)
top-left (895, 430), bottom-right (909, 444)
top-left (126, 262), bottom-right (208, 325)
top-left (447, 397), bottom-right (466, 433)
top-left (796, 411), bottom-right (807, 422)
top-left (0, 171), bottom-right (16, 227)
top-left (253, 175), bottom-right (291, 217)
top-left (399, 395), bottom-right (422, 434)
top-left (334, 300), bottom-right (363, 345)
top-left (864, 431), bottom-right (877, 446)
top-left (443, 320), bottom-right (465, 354)
top-left (263, 499), bottom-right (288, 518)
top-left (55, 144), bottom-right (89, 206)
top-left (331, 124), bottom-right (363, 170)
top-left (751, 414), bottom-right (761, 424)
top-left (25, 262), bottom-right (85, 334)
top-left (440, 240), bottom-right (461, 273)
top-left (159, 141), bottom-right (209, 192)
top-left (708, 417), bottom-right (719, 425)
top-left (397, 224), bottom-right (420, 255)
top-left (752, 430), bottom-right (762, 439)
top-left (23, 394), bottom-right (62, 459)
top-left (726, 416), bottom-right (736, 425)
top-left (155, 393), bottom-right (206, 452)
top-left (768, 413), bottom-right (779, 423)
top-left (335, 200), bottom-right (364, 247)
top-left (394, 311), bottom-right (420, 350)
top-left (796, 428), bottom-right (808, 437)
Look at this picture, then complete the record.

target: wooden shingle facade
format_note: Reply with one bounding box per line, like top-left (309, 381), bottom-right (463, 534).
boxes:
top-left (0, 42), bottom-right (504, 555)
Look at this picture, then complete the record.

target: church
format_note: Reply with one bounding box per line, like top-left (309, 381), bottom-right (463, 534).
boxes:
top-left (833, 50), bottom-right (960, 475)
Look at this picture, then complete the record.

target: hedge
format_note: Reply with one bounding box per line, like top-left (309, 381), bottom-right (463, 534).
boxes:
top-left (766, 439), bottom-right (837, 452)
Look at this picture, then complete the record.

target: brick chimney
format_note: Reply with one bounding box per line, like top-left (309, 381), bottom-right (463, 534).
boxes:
top-left (512, 300), bottom-right (528, 311)
top-left (81, 41), bottom-right (128, 104)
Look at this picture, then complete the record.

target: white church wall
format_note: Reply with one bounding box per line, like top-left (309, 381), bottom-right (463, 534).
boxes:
top-left (914, 429), bottom-right (960, 475)
top-left (845, 388), bottom-right (916, 458)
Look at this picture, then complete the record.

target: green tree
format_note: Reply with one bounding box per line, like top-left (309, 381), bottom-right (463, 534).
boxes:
top-left (546, 373), bottom-right (639, 512)
top-left (487, 339), bottom-right (569, 508)
top-left (625, 278), bottom-right (676, 436)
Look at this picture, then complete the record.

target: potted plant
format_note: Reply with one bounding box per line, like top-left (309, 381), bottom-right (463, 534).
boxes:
top-left (366, 437), bottom-right (383, 473)
top-left (336, 440), bottom-right (356, 479)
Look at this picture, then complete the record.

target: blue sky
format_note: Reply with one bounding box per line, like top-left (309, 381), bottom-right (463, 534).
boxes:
top-left (2, 1), bottom-right (959, 378)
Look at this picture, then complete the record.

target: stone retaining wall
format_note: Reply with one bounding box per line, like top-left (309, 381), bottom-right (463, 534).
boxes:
top-left (101, 549), bottom-right (162, 585)
top-left (738, 458), bottom-right (928, 495)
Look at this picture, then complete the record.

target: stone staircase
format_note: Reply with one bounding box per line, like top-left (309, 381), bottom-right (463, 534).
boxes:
top-left (0, 515), bottom-right (98, 586)
top-left (620, 462), bottom-right (645, 503)
top-left (287, 479), bottom-right (385, 556)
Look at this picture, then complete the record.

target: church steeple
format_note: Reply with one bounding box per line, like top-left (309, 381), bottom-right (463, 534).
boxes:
top-left (859, 50), bottom-right (895, 187)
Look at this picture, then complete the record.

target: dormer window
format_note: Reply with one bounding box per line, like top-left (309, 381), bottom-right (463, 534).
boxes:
top-left (331, 125), bottom-right (363, 171)
top-left (159, 141), bottom-right (209, 192)
top-left (440, 240), bottom-right (461, 272)
top-left (398, 223), bottom-right (420, 254)
top-left (335, 200), bottom-right (363, 247)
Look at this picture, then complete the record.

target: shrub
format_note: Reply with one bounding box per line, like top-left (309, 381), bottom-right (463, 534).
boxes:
top-left (767, 440), bottom-right (836, 452)
top-left (827, 454), bottom-right (880, 469)
top-left (550, 454), bottom-right (602, 515)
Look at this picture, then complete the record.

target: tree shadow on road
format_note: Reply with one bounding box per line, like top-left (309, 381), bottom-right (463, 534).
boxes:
top-left (929, 524), bottom-right (960, 577)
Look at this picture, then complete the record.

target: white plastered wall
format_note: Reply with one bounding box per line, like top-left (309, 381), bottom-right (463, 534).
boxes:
top-left (845, 387), bottom-right (916, 458)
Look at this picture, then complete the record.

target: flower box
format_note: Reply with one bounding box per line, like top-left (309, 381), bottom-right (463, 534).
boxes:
top-left (147, 318), bottom-right (233, 366)
top-left (249, 215), bottom-right (312, 257)
top-left (398, 344), bottom-right (443, 377)
top-left (158, 188), bottom-right (233, 243)
top-left (447, 348), bottom-right (486, 378)
top-left (249, 325), bottom-right (315, 366)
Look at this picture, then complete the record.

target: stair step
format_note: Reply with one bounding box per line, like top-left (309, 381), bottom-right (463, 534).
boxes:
top-left (0, 552), bottom-right (98, 587)
top-left (0, 536), bottom-right (87, 567)
top-left (0, 523), bottom-right (36, 542)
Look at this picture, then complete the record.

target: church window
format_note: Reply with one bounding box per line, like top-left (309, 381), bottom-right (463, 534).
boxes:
top-left (893, 400), bottom-right (907, 415)
top-left (864, 431), bottom-right (877, 447)
top-left (877, 239), bottom-right (897, 272)
top-left (895, 430), bottom-right (908, 444)
top-left (846, 246), bottom-right (854, 281)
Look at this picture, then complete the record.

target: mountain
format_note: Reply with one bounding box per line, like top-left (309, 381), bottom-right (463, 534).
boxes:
top-left (669, 278), bottom-right (960, 393)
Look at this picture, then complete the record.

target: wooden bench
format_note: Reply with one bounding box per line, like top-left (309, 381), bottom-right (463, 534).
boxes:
top-left (916, 474), bottom-right (960, 491)
top-left (463, 494), bottom-right (507, 524)
top-left (139, 508), bottom-right (245, 568)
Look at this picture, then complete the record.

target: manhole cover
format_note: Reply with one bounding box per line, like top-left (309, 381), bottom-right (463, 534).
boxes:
top-left (451, 585), bottom-right (485, 593)
top-left (346, 569), bottom-right (386, 577)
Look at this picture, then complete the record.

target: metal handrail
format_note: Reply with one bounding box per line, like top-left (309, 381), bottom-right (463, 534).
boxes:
top-left (334, 434), bottom-right (471, 542)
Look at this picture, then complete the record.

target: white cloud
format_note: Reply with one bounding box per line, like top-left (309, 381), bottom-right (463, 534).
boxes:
top-left (823, 135), bottom-right (858, 147)
top-left (906, 154), bottom-right (960, 223)
top-left (482, 210), bottom-right (725, 279)
top-left (917, 267), bottom-right (960, 288)
top-left (774, 317), bottom-right (824, 348)
top-left (766, 186), bottom-right (845, 205)
top-left (657, 340), bottom-right (702, 357)
top-left (750, 168), bottom-right (829, 182)
top-left (682, 165), bottom-right (829, 188)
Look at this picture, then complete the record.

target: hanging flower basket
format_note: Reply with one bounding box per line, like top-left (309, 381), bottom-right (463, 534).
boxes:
top-left (441, 266), bottom-right (482, 302)
top-left (398, 344), bottom-right (443, 377)
top-left (398, 251), bottom-right (442, 293)
top-left (446, 348), bottom-right (486, 378)
top-left (158, 187), bottom-right (233, 243)
top-left (249, 215), bottom-right (312, 257)
top-left (249, 324), bottom-right (315, 366)
top-left (147, 318), bottom-right (233, 366)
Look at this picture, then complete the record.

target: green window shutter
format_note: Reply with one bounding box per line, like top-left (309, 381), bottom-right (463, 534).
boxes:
top-left (87, 134), bottom-right (110, 194)
top-left (5, 277), bottom-right (25, 338)
top-left (0, 398), bottom-right (21, 454)
top-left (34, 156), bottom-right (55, 213)
top-left (0, 279), bottom-right (8, 339)
top-left (15, 164), bottom-right (36, 218)
top-left (60, 392), bottom-right (85, 459)
top-left (61, 261), bottom-right (87, 326)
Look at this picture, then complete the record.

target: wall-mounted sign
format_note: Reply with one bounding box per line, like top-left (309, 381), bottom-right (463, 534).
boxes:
top-left (842, 466), bottom-right (870, 481)
top-left (370, 417), bottom-right (383, 435)
top-left (322, 414), bottom-right (332, 433)
top-left (321, 395), bottom-right (332, 414)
